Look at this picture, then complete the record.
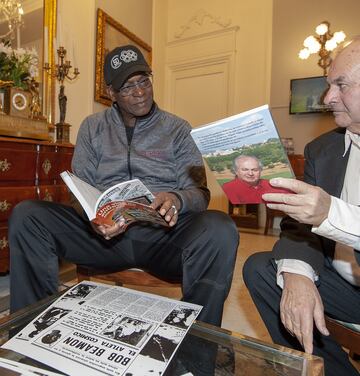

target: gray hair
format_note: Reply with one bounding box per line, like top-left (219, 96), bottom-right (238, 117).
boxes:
top-left (232, 155), bottom-right (263, 174)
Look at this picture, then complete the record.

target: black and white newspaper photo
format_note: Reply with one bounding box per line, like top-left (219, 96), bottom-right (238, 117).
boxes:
top-left (2, 281), bottom-right (202, 376)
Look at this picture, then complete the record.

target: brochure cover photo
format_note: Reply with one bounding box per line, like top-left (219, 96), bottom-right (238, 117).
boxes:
top-left (191, 105), bottom-right (294, 204)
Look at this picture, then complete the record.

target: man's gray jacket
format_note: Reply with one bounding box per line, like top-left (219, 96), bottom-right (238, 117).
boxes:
top-left (72, 103), bottom-right (210, 214)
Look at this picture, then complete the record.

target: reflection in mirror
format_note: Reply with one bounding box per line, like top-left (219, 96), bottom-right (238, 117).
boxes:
top-left (0, 1), bottom-right (24, 44)
top-left (0, 0), bottom-right (56, 124)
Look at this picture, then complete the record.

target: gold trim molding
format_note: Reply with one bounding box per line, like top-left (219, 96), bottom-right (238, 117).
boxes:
top-left (43, 0), bottom-right (57, 124)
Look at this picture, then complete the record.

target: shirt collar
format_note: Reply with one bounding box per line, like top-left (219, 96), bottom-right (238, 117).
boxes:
top-left (344, 129), bottom-right (360, 156)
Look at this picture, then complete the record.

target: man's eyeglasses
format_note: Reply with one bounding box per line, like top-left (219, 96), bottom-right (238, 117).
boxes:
top-left (117, 75), bottom-right (153, 97)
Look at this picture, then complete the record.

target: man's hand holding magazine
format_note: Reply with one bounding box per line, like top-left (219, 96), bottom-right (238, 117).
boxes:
top-left (262, 178), bottom-right (331, 226)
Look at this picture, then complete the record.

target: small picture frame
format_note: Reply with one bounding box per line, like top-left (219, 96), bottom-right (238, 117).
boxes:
top-left (289, 76), bottom-right (331, 115)
top-left (281, 137), bottom-right (295, 155)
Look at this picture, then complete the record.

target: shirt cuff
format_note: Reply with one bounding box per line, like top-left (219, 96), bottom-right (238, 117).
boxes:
top-left (276, 259), bottom-right (318, 289)
top-left (312, 196), bottom-right (360, 249)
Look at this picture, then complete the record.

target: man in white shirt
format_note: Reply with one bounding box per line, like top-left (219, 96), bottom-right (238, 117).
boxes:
top-left (243, 37), bottom-right (360, 376)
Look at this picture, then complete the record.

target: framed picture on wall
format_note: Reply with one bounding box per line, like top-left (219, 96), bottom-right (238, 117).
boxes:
top-left (289, 76), bottom-right (331, 114)
top-left (95, 8), bottom-right (152, 106)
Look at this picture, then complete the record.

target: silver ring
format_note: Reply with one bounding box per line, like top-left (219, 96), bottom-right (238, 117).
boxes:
top-left (171, 205), bottom-right (178, 215)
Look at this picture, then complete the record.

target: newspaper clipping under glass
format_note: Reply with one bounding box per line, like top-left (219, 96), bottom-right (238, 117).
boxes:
top-left (2, 281), bottom-right (202, 376)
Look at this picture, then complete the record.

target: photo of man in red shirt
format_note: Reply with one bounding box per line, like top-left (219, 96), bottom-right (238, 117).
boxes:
top-left (222, 155), bottom-right (290, 204)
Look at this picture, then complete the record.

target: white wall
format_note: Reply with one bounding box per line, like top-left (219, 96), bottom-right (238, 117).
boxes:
top-left (56, 0), bottom-right (96, 144)
top-left (153, 0), bottom-right (273, 212)
top-left (55, 1), bottom-right (360, 149)
top-left (271, 0), bottom-right (360, 154)
top-left (153, 0), bottom-right (273, 115)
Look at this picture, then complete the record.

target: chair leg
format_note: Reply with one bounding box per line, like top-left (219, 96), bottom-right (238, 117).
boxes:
top-left (264, 215), bottom-right (274, 235)
top-left (77, 266), bottom-right (91, 283)
top-left (264, 216), bottom-right (270, 235)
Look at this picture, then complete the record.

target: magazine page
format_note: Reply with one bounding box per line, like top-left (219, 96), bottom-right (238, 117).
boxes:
top-left (0, 357), bottom-right (63, 375)
top-left (60, 171), bottom-right (102, 220)
top-left (95, 179), bottom-right (155, 212)
top-left (191, 104), bottom-right (294, 204)
top-left (93, 201), bottom-right (169, 228)
top-left (2, 281), bottom-right (202, 376)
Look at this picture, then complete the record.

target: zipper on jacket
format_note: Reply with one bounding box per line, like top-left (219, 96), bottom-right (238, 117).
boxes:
top-left (125, 124), bottom-right (135, 180)
top-left (127, 139), bottom-right (132, 179)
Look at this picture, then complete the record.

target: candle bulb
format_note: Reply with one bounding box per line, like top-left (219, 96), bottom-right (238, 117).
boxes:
top-left (44, 27), bottom-right (49, 63)
top-left (72, 41), bottom-right (78, 69)
top-left (16, 27), bottom-right (20, 49)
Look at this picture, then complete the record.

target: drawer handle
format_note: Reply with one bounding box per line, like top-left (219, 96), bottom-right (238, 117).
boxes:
top-left (42, 159), bottom-right (52, 175)
top-left (0, 159), bottom-right (11, 172)
top-left (0, 200), bottom-right (11, 212)
top-left (0, 237), bottom-right (8, 250)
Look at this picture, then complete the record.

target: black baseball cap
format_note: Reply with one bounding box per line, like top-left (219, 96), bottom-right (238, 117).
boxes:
top-left (104, 45), bottom-right (151, 90)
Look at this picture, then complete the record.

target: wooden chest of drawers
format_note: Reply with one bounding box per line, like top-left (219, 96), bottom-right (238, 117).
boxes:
top-left (0, 137), bottom-right (74, 273)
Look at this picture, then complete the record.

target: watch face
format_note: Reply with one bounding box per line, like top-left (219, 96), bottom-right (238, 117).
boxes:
top-left (12, 92), bottom-right (27, 111)
top-left (7, 88), bottom-right (32, 118)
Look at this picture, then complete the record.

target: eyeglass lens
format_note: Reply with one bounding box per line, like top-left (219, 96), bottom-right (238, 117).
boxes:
top-left (119, 76), bottom-right (152, 96)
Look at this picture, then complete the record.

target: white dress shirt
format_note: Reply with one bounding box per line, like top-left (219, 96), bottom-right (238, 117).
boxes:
top-left (277, 130), bottom-right (360, 288)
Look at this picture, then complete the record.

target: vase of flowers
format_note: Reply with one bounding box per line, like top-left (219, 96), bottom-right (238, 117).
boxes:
top-left (0, 41), bottom-right (40, 118)
top-left (0, 41), bottom-right (39, 90)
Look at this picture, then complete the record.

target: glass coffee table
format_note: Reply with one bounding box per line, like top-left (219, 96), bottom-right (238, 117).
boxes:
top-left (0, 291), bottom-right (324, 375)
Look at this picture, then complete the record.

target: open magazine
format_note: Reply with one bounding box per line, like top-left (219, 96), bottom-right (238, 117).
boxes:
top-left (191, 104), bottom-right (294, 204)
top-left (2, 281), bottom-right (202, 376)
top-left (60, 171), bottom-right (168, 228)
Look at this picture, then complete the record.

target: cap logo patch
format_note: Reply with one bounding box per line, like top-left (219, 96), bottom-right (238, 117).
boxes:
top-left (110, 55), bottom-right (122, 70)
top-left (120, 49), bottom-right (138, 63)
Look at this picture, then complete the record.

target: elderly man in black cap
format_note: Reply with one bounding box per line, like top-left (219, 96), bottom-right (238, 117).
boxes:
top-left (8, 45), bottom-right (239, 327)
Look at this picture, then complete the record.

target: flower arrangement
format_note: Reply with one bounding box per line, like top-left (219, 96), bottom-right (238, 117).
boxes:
top-left (0, 41), bottom-right (39, 90)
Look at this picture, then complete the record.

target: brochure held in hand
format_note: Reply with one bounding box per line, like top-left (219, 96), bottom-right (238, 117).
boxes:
top-left (60, 171), bottom-right (168, 228)
top-left (191, 104), bottom-right (294, 204)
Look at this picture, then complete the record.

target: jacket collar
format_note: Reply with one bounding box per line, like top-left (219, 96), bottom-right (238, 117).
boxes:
top-left (110, 102), bottom-right (159, 128)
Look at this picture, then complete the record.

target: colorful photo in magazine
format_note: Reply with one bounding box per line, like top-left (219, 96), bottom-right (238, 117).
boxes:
top-left (191, 105), bottom-right (294, 204)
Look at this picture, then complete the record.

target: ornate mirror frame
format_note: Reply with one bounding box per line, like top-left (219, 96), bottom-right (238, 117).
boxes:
top-left (43, 0), bottom-right (57, 124)
top-left (95, 8), bottom-right (152, 107)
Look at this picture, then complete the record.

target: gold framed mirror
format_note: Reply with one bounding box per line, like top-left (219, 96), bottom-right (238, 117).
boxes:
top-left (95, 8), bottom-right (152, 107)
top-left (43, 0), bottom-right (57, 124)
top-left (0, 0), bottom-right (57, 139)
top-left (0, 0), bottom-right (56, 124)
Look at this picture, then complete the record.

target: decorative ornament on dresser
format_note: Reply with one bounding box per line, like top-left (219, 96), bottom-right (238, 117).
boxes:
top-left (0, 40), bottom-right (44, 120)
top-left (44, 46), bottom-right (80, 144)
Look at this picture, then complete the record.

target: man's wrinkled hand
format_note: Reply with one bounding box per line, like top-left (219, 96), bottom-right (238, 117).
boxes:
top-left (281, 273), bottom-right (329, 353)
top-left (150, 192), bottom-right (180, 227)
top-left (262, 178), bottom-right (331, 226)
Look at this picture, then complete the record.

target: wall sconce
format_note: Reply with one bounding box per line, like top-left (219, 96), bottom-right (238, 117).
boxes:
top-left (298, 21), bottom-right (346, 75)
